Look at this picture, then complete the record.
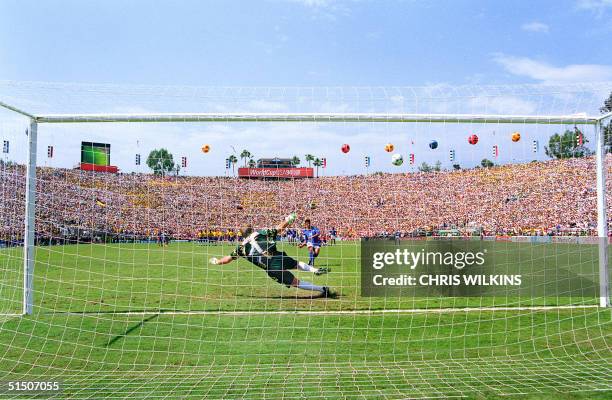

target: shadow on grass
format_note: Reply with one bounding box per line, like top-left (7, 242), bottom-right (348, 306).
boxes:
top-left (104, 313), bottom-right (159, 347)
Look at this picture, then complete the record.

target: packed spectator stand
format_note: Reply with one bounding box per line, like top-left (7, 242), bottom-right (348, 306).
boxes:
top-left (1, 155), bottom-right (611, 247)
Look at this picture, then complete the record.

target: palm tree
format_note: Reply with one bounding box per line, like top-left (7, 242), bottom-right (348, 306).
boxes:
top-left (305, 154), bottom-right (315, 167)
top-left (313, 158), bottom-right (323, 177)
top-left (291, 156), bottom-right (300, 167)
top-left (240, 150), bottom-right (252, 167)
top-left (228, 155), bottom-right (238, 176)
top-left (248, 158), bottom-right (256, 168)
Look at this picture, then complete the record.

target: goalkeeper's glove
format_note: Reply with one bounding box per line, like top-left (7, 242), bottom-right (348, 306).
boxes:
top-left (209, 257), bottom-right (219, 265)
top-left (285, 212), bottom-right (297, 225)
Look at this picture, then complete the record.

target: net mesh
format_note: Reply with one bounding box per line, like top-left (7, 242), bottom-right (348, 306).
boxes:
top-left (0, 82), bottom-right (610, 399)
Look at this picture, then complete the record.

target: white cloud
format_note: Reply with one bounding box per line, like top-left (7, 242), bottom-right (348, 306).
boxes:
top-left (521, 22), bottom-right (549, 33)
top-left (492, 54), bottom-right (612, 83)
top-left (576, 0), bottom-right (612, 12)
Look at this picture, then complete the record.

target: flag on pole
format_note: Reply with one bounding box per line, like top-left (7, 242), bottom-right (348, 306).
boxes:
top-left (575, 127), bottom-right (583, 146)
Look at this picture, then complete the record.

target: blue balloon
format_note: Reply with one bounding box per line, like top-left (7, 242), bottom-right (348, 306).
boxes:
top-left (429, 140), bottom-right (438, 149)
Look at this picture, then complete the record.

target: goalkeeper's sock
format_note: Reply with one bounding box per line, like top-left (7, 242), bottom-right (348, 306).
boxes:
top-left (297, 261), bottom-right (318, 273)
top-left (296, 280), bottom-right (324, 293)
top-left (308, 252), bottom-right (315, 266)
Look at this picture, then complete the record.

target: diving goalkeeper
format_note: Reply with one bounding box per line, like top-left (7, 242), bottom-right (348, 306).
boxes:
top-left (209, 213), bottom-right (335, 297)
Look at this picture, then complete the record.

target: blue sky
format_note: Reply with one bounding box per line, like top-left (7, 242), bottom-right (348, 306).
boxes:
top-left (1, 0), bottom-right (612, 86)
top-left (0, 0), bottom-right (611, 174)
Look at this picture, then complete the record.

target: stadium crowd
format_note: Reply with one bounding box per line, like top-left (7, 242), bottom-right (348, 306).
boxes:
top-left (1, 155), bottom-right (611, 245)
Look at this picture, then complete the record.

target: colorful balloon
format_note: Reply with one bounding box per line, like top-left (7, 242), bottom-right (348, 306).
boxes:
top-left (468, 134), bottom-right (479, 145)
top-left (341, 144), bottom-right (350, 153)
top-left (391, 153), bottom-right (404, 166)
top-left (201, 144), bottom-right (211, 153)
top-left (429, 140), bottom-right (438, 149)
top-left (384, 143), bottom-right (394, 152)
top-left (511, 132), bottom-right (521, 142)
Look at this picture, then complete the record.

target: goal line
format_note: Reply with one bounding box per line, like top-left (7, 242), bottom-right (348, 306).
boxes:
top-left (47, 304), bottom-right (601, 317)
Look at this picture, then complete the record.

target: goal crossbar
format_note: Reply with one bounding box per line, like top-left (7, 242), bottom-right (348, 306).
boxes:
top-left (30, 112), bottom-right (600, 124)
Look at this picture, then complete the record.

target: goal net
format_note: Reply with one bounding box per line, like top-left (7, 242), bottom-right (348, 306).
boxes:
top-left (0, 81), bottom-right (610, 398)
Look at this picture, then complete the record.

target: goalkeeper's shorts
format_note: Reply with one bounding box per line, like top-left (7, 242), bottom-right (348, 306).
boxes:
top-left (265, 252), bottom-right (299, 287)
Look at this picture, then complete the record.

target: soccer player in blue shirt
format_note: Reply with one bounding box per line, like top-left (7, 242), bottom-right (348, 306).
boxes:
top-left (299, 219), bottom-right (324, 267)
top-left (329, 227), bottom-right (337, 245)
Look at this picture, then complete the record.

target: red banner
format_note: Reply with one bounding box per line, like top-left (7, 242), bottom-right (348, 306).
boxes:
top-left (80, 163), bottom-right (119, 173)
top-left (238, 167), bottom-right (314, 179)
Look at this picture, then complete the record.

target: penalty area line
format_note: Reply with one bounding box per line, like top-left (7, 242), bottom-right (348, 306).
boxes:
top-left (51, 304), bottom-right (600, 317)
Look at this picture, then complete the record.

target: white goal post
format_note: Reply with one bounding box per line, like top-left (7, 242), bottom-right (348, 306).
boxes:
top-left (0, 95), bottom-right (610, 315)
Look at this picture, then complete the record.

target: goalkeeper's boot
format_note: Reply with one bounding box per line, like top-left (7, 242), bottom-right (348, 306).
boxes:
top-left (321, 286), bottom-right (337, 298)
top-left (314, 267), bottom-right (330, 276)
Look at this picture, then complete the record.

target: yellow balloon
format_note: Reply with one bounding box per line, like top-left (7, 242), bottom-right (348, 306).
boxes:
top-left (201, 144), bottom-right (211, 153)
top-left (511, 132), bottom-right (521, 142)
top-left (384, 143), bottom-right (394, 152)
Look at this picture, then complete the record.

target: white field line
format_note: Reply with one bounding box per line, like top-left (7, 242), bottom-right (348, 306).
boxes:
top-left (51, 304), bottom-right (602, 317)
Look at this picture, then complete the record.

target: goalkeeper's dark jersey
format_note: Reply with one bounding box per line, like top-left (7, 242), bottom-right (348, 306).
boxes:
top-left (231, 229), bottom-right (280, 269)
top-left (231, 228), bottom-right (299, 286)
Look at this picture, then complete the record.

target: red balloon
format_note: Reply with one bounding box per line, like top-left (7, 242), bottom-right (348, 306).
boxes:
top-left (341, 144), bottom-right (350, 153)
top-left (468, 134), bottom-right (479, 145)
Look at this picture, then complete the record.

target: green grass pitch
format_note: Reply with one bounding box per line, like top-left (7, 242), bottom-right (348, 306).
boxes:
top-left (0, 241), bottom-right (610, 399)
